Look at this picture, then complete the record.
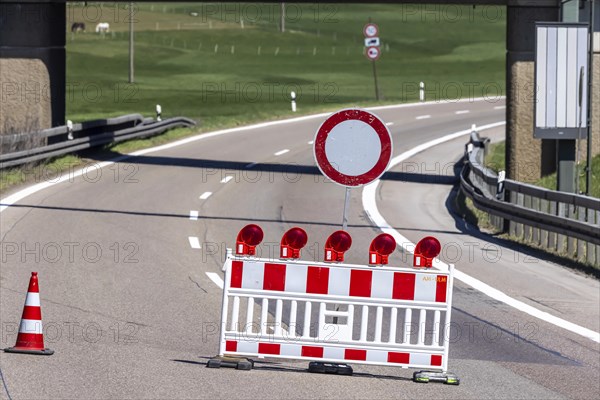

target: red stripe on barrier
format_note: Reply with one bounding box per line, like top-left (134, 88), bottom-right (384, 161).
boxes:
top-left (387, 352), bottom-right (410, 364)
top-left (21, 306), bottom-right (42, 321)
top-left (431, 355), bottom-right (442, 366)
top-left (349, 270), bottom-right (372, 297)
top-left (258, 343), bottom-right (281, 355)
top-left (306, 266), bottom-right (329, 294)
top-left (301, 346), bottom-right (324, 358)
top-left (225, 340), bottom-right (238, 352)
top-left (344, 349), bottom-right (367, 361)
top-left (392, 272), bottom-right (415, 300)
top-left (263, 263), bottom-right (286, 291)
top-left (231, 261), bottom-right (243, 288)
top-left (435, 275), bottom-right (447, 303)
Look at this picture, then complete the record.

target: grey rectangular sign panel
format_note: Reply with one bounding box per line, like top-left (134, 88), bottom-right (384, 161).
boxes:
top-left (534, 23), bottom-right (589, 139)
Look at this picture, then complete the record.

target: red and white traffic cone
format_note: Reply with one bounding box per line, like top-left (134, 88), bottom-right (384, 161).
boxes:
top-left (4, 272), bottom-right (54, 355)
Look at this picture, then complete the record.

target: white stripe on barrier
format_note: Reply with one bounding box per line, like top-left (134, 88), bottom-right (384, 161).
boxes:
top-left (328, 268), bottom-right (350, 296)
top-left (24, 293), bottom-right (40, 307)
top-left (241, 262), bottom-right (264, 290)
top-left (371, 270), bottom-right (394, 299)
top-left (284, 264), bottom-right (308, 293)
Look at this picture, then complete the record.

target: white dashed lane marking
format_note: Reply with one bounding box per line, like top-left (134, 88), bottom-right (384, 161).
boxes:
top-left (220, 176), bottom-right (233, 183)
top-left (188, 237), bottom-right (201, 249)
top-left (455, 110), bottom-right (470, 115)
top-left (189, 210), bottom-right (199, 220)
top-left (416, 115), bottom-right (431, 120)
top-left (206, 272), bottom-right (224, 289)
top-left (199, 192), bottom-right (212, 200)
top-left (274, 149), bottom-right (290, 156)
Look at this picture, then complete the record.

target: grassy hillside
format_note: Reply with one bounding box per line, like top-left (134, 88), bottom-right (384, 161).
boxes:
top-left (66, 3), bottom-right (506, 128)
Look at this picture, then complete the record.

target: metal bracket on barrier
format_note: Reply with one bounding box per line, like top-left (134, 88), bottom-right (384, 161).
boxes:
top-left (413, 371), bottom-right (460, 385)
top-left (207, 355), bottom-right (254, 371)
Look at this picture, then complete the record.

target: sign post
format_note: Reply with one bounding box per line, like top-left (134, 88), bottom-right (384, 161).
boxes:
top-left (314, 108), bottom-right (393, 230)
top-left (363, 21), bottom-right (381, 100)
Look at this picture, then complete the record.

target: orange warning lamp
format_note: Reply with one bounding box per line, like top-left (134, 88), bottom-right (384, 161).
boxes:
top-left (324, 230), bottom-right (352, 262)
top-left (235, 224), bottom-right (264, 256)
top-left (413, 236), bottom-right (441, 268)
top-left (280, 227), bottom-right (308, 259)
top-left (369, 233), bottom-right (396, 265)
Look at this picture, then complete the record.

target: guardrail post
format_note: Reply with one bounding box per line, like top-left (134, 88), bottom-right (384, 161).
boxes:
top-left (587, 208), bottom-right (597, 265)
top-left (548, 201), bottom-right (558, 251)
top-left (577, 206), bottom-right (586, 263)
top-left (515, 193), bottom-right (524, 240)
top-left (557, 203), bottom-right (566, 254)
top-left (532, 197), bottom-right (540, 246)
top-left (523, 195), bottom-right (532, 242)
top-left (540, 199), bottom-right (549, 248)
top-left (566, 205), bottom-right (576, 257)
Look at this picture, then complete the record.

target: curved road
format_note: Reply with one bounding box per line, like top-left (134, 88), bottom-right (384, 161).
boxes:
top-left (1, 99), bottom-right (599, 399)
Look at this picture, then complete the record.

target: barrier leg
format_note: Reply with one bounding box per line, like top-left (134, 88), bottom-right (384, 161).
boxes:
top-left (412, 371), bottom-right (460, 385)
top-left (207, 356), bottom-right (254, 370)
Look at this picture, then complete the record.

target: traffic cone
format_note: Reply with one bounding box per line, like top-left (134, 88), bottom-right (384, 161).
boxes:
top-left (4, 272), bottom-right (54, 355)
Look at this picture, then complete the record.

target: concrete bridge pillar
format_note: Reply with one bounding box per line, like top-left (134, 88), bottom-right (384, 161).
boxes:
top-left (0, 0), bottom-right (66, 136)
top-left (505, 0), bottom-right (560, 182)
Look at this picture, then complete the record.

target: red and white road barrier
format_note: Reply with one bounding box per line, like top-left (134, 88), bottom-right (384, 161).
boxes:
top-left (216, 254), bottom-right (455, 373)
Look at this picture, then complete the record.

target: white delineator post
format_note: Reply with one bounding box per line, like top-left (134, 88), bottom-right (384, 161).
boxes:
top-left (291, 91), bottom-right (297, 112)
top-left (419, 81), bottom-right (425, 102)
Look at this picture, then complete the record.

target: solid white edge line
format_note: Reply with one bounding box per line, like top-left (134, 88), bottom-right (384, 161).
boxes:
top-left (274, 149), bottom-right (290, 156)
top-left (189, 210), bottom-right (199, 221)
top-left (361, 121), bottom-right (600, 344)
top-left (188, 237), bottom-right (201, 249)
top-left (206, 272), bottom-right (224, 289)
top-left (0, 96), bottom-right (504, 213)
top-left (199, 192), bottom-right (212, 200)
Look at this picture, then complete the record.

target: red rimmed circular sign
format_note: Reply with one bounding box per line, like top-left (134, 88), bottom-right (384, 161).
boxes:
top-left (313, 109), bottom-right (392, 187)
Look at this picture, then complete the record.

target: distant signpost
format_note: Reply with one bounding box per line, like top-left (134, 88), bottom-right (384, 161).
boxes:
top-left (363, 21), bottom-right (381, 100)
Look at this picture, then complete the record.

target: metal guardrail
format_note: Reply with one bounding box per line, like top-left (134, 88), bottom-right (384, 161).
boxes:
top-left (0, 114), bottom-right (196, 169)
top-left (460, 132), bottom-right (600, 266)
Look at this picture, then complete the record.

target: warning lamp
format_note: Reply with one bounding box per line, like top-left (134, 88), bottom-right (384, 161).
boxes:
top-left (369, 233), bottom-right (396, 265)
top-left (235, 224), bottom-right (264, 256)
top-left (324, 230), bottom-right (352, 262)
top-left (280, 227), bottom-right (308, 259)
top-left (413, 236), bottom-right (441, 268)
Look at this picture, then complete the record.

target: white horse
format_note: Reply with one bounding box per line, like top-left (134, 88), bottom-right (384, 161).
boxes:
top-left (95, 22), bottom-right (110, 33)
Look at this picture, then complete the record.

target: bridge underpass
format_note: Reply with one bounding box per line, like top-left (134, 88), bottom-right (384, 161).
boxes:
top-left (0, 0), bottom-right (598, 182)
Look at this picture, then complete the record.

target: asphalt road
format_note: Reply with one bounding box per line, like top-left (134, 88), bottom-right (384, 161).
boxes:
top-left (1, 98), bottom-right (599, 399)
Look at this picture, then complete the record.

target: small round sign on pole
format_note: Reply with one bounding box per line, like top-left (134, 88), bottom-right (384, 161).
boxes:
top-left (314, 108), bottom-right (393, 230)
top-left (363, 23), bottom-right (379, 38)
top-left (366, 46), bottom-right (380, 61)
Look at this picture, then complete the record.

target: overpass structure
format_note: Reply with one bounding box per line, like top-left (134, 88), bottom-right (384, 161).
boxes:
top-left (0, 0), bottom-right (599, 183)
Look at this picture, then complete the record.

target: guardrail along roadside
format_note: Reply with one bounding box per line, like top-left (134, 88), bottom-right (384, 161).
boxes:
top-left (0, 114), bottom-right (197, 169)
top-left (460, 131), bottom-right (600, 268)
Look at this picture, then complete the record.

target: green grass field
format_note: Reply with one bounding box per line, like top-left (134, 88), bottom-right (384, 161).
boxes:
top-left (66, 3), bottom-right (506, 127)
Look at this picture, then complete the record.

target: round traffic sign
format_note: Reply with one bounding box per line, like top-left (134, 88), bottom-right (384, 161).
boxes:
top-left (363, 23), bottom-right (378, 38)
top-left (366, 46), bottom-right (380, 61)
top-left (313, 109), bottom-right (392, 187)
